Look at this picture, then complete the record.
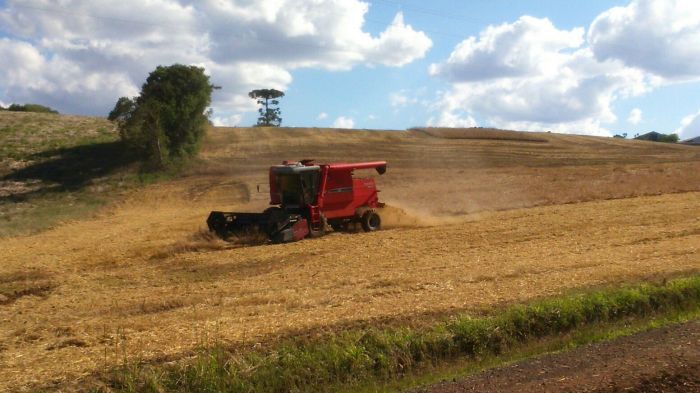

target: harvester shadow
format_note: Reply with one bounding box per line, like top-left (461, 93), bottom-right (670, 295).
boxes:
top-left (1, 141), bottom-right (137, 202)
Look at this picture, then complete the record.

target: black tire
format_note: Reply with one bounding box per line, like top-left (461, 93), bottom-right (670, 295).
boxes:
top-left (361, 211), bottom-right (381, 232)
top-left (330, 220), bottom-right (348, 232)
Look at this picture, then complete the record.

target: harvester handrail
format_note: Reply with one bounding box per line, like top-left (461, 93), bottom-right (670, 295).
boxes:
top-left (325, 161), bottom-right (387, 173)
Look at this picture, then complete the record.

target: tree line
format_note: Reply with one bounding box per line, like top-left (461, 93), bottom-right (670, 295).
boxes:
top-left (0, 103), bottom-right (58, 113)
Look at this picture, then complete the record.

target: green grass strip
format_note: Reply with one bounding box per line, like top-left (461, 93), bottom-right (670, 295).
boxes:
top-left (355, 307), bottom-right (700, 393)
top-left (108, 276), bottom-right (700, 392)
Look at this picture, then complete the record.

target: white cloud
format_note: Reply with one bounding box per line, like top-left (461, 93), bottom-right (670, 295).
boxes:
top-left (676, 109), bottom-right (700, 138)
top-left (206, 62), bottom-right (292, 113)
top-left (428, 15), bottom-right (656, 135)
top-left (493, 118), bottom-right (612, 136)
top-left (627, 108), bottom-right (642, 125)
top-left (589, 0), bottom-right (700, 81)
top-left (389, 90), bottom-right (418, 108)
top-left (211, 114), bottom-right (243, 127)
top-left (332, 116), bottom-right (354, 129)
top-left (366, 12), bottom-right (432, 67)
top-left (0, 1), bottom-right (431, 115)
top-left (0, 37), bottom-right (138, 114)
top-left (427, 110), bottom-right (477, 128)
top-left (317, 112), bottom-right (328, 120)
top-left (429, 16), bottom-right (583, 81)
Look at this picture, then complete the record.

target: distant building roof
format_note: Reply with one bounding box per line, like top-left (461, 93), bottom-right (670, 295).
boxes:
top-left (681, 136), bottom-right (700, 145)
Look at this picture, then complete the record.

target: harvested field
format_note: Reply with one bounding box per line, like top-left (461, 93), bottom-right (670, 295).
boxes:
top-left (0, 124), bottom-right (699, 390)
top-left (198, 127), bottom-right (700, 215)
top-left (410, 127), bottom-right (550, 142)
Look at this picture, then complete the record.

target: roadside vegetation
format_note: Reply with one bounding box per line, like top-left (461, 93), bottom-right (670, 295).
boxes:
top-left (106, 275), bottom-right (700, 393)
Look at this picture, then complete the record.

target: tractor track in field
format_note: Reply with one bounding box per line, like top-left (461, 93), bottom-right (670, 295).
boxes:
top-left (414, 320), bottom-right (700, 393)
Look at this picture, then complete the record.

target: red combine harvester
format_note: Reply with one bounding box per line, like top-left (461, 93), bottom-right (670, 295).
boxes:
top-left (207, 160), bottom-right (387, 243)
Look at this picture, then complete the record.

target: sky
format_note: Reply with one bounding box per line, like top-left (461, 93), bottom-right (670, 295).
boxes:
top-left (1, 0), bottom-right (699, 140)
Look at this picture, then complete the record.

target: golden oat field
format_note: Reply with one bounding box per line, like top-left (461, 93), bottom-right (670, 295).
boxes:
top-left (1, 114), bottom-right (699, 391)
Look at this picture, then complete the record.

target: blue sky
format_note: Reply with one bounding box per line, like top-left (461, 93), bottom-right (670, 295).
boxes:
top-left (1, 0), bottom-right (699, 139)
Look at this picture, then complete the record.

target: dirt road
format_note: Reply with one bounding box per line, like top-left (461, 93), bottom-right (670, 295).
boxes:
top-left (414, 320), bottom-right (700, 393)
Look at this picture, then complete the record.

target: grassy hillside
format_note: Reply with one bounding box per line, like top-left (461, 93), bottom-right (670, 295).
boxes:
top-left (0, 111), bottom-right (116, 164)
top-left (0, 111), bottom-right (139, 236)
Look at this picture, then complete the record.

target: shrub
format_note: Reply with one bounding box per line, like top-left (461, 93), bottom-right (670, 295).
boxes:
top-left (7, 103), bottom-right (59, 114)
top-left (658, 133), bottom-right (679, 143)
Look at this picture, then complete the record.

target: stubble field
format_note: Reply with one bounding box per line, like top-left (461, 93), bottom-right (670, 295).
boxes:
top-left (1, 123), bottom-right (699, 390)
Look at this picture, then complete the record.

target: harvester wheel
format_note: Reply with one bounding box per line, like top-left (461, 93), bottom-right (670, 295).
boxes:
top-left (361, 211), bottom-right (381, 232)
top-left (309, 215), bottom-right (327, 238)
top-left (330, 221), bottom-right (348, 232)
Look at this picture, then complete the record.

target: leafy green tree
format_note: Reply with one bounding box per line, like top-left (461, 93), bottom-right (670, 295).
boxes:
top-left (113, 64), bottom-right (217, 169)
top-left (248, 89), bottom-right (284, 126)
top-left (108, 97), bottom-right (136, 123)
top-left (658, 133), bottom-right (679, 143)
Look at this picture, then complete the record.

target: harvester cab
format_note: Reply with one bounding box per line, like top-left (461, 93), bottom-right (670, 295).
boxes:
top-left (271, 161), bottom-right (320, 209)
top-left (207, 160), bottom-right (387, 243)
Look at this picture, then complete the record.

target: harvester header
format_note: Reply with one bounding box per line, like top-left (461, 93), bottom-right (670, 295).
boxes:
top-left (207, 160), bottom-right (387, 243)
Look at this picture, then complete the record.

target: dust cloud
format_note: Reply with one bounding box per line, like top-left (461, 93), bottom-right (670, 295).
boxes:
top-left (379, 204), bottom-right (466, 229)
